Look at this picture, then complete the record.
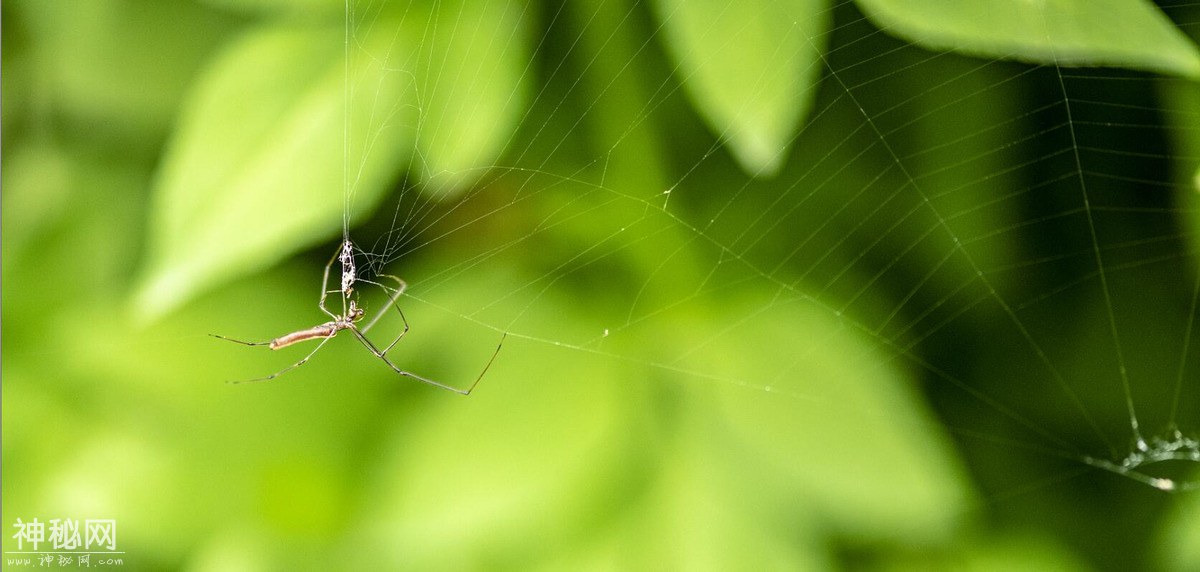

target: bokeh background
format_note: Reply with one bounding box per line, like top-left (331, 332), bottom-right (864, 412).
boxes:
top-left (5, 0), bottom-right (1200, 570)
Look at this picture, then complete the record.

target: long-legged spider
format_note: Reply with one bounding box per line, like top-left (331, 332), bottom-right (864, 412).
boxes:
top-left (211, 240), bottom-right (504, 394)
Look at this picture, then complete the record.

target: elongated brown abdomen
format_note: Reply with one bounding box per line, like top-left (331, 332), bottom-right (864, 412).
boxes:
top-left (270, 324), bottom-right (338, 350)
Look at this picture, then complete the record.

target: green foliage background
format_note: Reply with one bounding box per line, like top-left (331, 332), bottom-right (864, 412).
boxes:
top-left (4, 0), bottom-right (1200, 570)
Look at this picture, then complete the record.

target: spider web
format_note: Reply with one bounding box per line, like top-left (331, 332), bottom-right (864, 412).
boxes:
top-left (338, 0), bottom-right (1200, 508)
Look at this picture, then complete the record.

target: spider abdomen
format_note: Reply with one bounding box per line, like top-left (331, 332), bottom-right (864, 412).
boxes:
top-left (269, 323), bottom-right (339, 350)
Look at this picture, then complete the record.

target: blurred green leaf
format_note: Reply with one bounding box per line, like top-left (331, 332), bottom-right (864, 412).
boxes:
top-left (134, 22), bottom-right (416, 321)
top-left (856, 0), bottom-right (1200, 78)
top-left (1, 141), bottom-right (77, 256)
top-left (10, 0), bottom-right (233, 149)
top-left (563, 434), bottom-right (829, 571)
top-left (1161, 79), bottom-right (1200, 258)
top-left (705, 293), bottom-right (972, 539)
top-left (201, 0), bottom-right (342, 18)
top-left (136, 0), bottom-right (532, 320)
top-left (878, 532), bottom-right (1089, 571)
top-left (1158, 480), bottom-right (1200, 571)
top-left (954, 537), bottom-right (1089, 572)
top-left (406, 0), bottom-right (531, 195)
top-left (651, 0), bottom-right (829, 176)
top-left (1, 3), bottom-right (30, 133)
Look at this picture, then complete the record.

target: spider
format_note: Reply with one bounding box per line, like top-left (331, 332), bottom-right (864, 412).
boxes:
top-left (211, 240), bottom-right (504, 394)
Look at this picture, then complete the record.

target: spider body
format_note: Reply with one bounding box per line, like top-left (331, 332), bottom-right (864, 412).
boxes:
top-left (212, 240), bottom-right (503, 394)
top-left (266, 302), bottom-right (362, 350)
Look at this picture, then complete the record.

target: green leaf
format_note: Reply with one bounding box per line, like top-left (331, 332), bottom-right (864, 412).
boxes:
top-left (135, 1), bottom-right (532, 319)
top-left (905, 533), bottom-right (1090, 571)
top-left (404, 0), bottom-right (531, 195)
top-left (133, 22), bottom-right (416, 321)
top-left (1158, 480), bottom-right (1200, 571)
top-left (650, 0), bottom-right (830, 176)
top-left (704, 293), bottom-right (973, 539)
top-left (1160, 79), bottom-right (1200, 259)
top-left (857, 0), bottom-right (1200, 78)
top-left (563, 435), bottom-right (830, 571)
top-left (200, 0), bottom-right (342, 17)
top-left (10, 0), bottom-right (232, 147)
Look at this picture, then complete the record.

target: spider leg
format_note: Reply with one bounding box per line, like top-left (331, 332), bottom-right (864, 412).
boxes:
top-left (349, 325), bottom-right (505, 395)
top-left (209, 333), bottom-right (271, 346)
top-left (226, 333), bottom-right (337, 384)
top-left (358, 275), bottom-right (408, 341)
top-left (318, 243), bottom-right (345, 320)
top-left (375, 274), bottom-right (408, 297)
